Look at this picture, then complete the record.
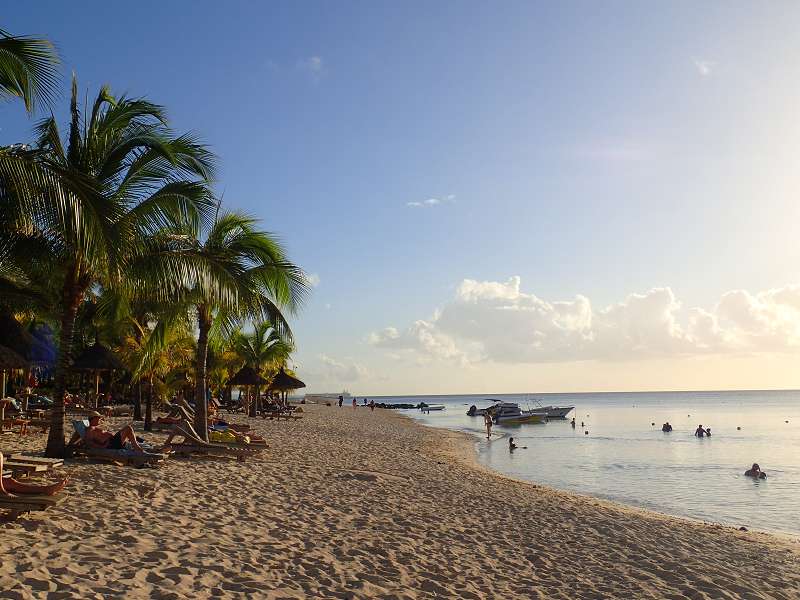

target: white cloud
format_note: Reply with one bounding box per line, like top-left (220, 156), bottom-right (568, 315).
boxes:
top-left (307, 273), bottom-right (320, 287)
top-left (694, 59), bottom-right (715, 76)
top-left (368, 277), bottom-right (800, 364)
top-left (297, 56), bottom-right (324, 80)
top-left (406, 195), bottom-right (456, 208)
top-left (319, 354), bottom-right (368, 382)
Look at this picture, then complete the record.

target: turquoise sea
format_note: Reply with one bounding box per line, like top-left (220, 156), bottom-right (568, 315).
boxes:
top-left (374, 390), bottom-right (800, 536)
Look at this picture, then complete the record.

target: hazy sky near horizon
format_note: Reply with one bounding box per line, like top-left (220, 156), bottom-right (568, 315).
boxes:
top-left (5, 2), bottom-right (800, 394)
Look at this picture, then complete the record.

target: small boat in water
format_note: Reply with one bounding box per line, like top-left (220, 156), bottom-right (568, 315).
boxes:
top-left (492, 402), bottom-right (546, 425)
top-left (420, 404), bottom-right (446, 414)
top-left (467, 399), bottom-right (501, 417)
top-left (534, 405), bottom-right (574, 419)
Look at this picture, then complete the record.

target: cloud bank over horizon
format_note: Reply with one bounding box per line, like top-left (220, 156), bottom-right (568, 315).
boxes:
top-left (368, 277), bottom-right (800, 365)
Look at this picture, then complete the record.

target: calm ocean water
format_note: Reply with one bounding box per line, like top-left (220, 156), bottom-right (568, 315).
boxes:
top-left (374, 390), bottom-right (800, 536)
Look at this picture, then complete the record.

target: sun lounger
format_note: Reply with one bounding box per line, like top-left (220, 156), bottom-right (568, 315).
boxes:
top-left (162, 422), bottom-right (263, 461)
top-left (0, 453), bottom-right (65, 521)
top-left (68, 420), bottom-right (167, 467)
top-left (2, 455), bottom-right (63, 478)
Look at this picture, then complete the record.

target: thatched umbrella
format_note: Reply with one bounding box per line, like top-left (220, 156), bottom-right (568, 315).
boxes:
top-left (0, 344), bottom-right (28, 398)
top-left (71, 342), bottom-right (124, 405)
top-left (269, 368), bottom-right (306, 391)
top-left (228, 366), bottom-right (267, 414)
top-left (0, 311), bottom-right (55, 366)
top-left (268, 368), bottom-right (306, 407)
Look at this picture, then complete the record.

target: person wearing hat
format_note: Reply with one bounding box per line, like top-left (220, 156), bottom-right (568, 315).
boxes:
top-left (85, 411), bottom-right (144, 452)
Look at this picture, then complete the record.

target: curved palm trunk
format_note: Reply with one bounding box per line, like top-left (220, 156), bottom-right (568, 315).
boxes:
top-left (45, 288), bottom-right (82, 458)
top-left (193, 307), bottom-right (210, 442)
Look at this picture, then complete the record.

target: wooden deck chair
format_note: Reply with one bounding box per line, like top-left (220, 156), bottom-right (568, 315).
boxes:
top-left (68, 420), bottom-right (168, 467)
top-left (0, 453), bottom-right (65, 521)
top-left (162, 421), bottom-right (261, 461)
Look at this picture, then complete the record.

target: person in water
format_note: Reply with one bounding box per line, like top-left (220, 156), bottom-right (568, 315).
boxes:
top-left (570, 418), bottom-right (576, 428)
top-left (744, 463), bottom-right (767, 479)
top-left (509, 437), bottom-right (517, 451)
top-left (695, 424), bottom-right (705, 437)
top-left (705, 427), bottom-right (712, 437)
top-left (662, 422), bottom-right (673, 432)
top-left (484, 411), bottom-right (493, 439)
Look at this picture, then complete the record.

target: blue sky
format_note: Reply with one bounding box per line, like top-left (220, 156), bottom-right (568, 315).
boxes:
top-left (5, 3), bottom-right (800, 394)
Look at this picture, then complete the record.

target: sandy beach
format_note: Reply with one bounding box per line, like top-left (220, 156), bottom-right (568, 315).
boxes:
top-left (1, 405), bottom-right (799, 599)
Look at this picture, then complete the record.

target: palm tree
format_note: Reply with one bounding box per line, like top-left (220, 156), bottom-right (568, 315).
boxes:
top-left (183, 212), bottom-right (308, 440)
top-left (232, 321), bottom-right (293, 416)
top-left (4, 77), bottom-right (216, 456)
top-left (0, 28), bottom-right (60, 114)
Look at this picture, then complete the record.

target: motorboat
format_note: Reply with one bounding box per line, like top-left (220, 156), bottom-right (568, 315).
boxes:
top-left (420, 403), bottom-right (445, 414)
top-left (534, 405), bottom-right (574, 419)
top-left (492, 402), bottom-right (546, 425)
top-left (466, 399), bottom-right (501, 416)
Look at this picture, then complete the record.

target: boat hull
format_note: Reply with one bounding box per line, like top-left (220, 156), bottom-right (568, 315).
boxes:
top-left (494, 413), bottom-right (545, 425)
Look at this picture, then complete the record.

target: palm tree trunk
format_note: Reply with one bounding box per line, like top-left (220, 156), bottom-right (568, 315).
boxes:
top-left (133, 380), bottom-right (143, 421)
top-left (144, 375), bottom-right (153, 431)
top-left (45, 288), bottom-right (82, 458)
top-left (193, 308), bottom-right (210, 442)
top-left (250, 383), bottom-right (260, 417)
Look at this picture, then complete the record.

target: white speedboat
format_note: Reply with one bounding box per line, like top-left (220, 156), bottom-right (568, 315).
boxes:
top-left (492, 402), bottom-right (546, 425)
top-left (420, 404), bottom-right (445, 413)
top-left (535, 405), bottom-right (574, 419)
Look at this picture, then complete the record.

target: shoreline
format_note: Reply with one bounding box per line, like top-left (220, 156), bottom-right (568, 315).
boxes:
top-left (408, 414), bottom-right (800, 542)
top-left (1, 404), bottom-right (799, 598)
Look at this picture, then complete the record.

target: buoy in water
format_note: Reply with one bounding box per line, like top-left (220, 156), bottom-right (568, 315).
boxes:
top-left (585, 431), bottom-right (589, 435)
top-left (651, 422), bottom-right (655, 426)
top-left (786, 420), bottom-right (789, 424)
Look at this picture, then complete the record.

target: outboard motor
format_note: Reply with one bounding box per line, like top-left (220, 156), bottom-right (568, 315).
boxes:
top-left (467, 405), bottom-right (477, 416)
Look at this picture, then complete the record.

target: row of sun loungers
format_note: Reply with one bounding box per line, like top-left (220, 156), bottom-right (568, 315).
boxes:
top-left (2, 407), bottom-right (277, 520)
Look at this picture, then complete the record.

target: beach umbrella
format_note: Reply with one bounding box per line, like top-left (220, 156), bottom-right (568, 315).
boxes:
top-left (71, 342), bottom-right (124, 402)
top-left (227, 365), bottom-right (267, 386)
top-left (0, 344), bottom-right (28, 398)
top-left (268, 368), bottom-right (306, 407)
top-left (268, 368), bottom-right (306, 391)
top-left (227, 366), bottom-right (267, 414)
top-left (0, 311), bottom-right (54, 366)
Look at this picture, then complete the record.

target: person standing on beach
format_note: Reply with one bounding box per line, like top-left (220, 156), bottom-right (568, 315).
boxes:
top-left (484, 411), bottom-right (493, 439)
top-left (352, 397), bottom-right (357, 409)
top-left (338, 395), bottom-right (343, 408)
top-left (369, 399), bottom-right (375, 412)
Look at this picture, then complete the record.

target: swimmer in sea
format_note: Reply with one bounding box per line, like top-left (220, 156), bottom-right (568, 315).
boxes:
top-left (744, 463), bottom-right (767, 479)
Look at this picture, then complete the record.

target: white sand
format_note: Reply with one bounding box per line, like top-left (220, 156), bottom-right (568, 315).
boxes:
top-left (1, 405), bottom-right (798, 599)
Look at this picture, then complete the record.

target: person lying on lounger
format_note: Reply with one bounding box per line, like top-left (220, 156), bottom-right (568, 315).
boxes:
top-left (85, 411), bottom-right (145, 452)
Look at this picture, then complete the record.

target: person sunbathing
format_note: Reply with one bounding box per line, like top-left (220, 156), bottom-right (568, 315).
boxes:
top-left (85, 412), bottom-right (144, 452)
